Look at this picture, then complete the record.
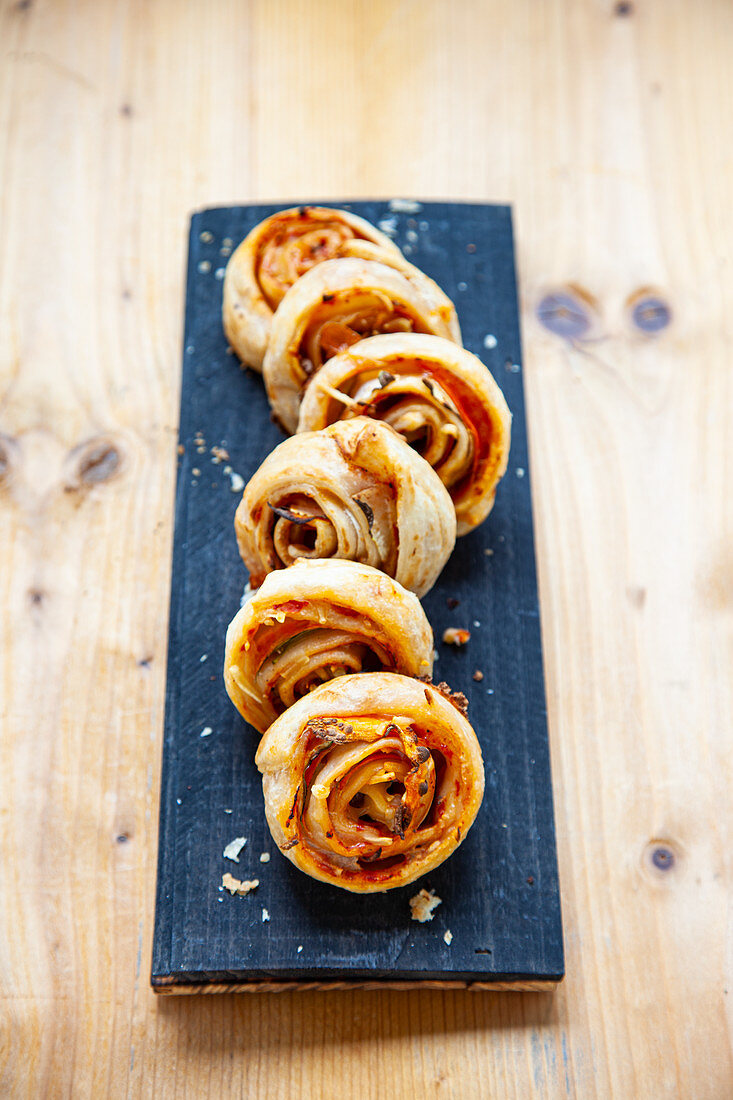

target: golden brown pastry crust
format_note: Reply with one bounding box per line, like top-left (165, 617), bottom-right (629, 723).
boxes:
top-left (262, 258), bottom-right (461, 434)
top-left (224, 559), bottom-right (434, 735)
top-left (234, 417), bottom-right (456, 597)
top-left (222, 207), bottom-right (402, 372)
top-left (297, 333), bottom-right (511, 535)
top-left (255, 673), bottom-right (485, 892)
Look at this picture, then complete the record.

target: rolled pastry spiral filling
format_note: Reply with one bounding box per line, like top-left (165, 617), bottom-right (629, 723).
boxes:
top-left (224, 560), bottom-right (433, 735)
top-left (234, 417), bottom-right (456, 597)
top-left (298, 333), bottom-right (512, 535)
top-left (257, 214), bottom-right (387, 310)
top-left (223, 207), bottom-right (401, 371)
top-left (263, 258), bottom-right (461, 434)
top-left (256, 673), bottom-right (485, 892)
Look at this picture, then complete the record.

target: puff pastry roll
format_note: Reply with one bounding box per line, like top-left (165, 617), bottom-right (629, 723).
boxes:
top-left (223, 206), bottom-right (403, 372)
top-left (298, 333), bottom-right (512, 535)
top-left (255, 673), bottom-right (485, 892)
top-left (223, 559), bottom-right (433, 735)
top-left (234, 417), bottom-right (456, 596)
top-left (263, 258), bottom-right (460, 433)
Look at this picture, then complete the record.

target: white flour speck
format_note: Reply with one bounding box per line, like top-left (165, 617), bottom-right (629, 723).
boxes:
top-left (389, 199), bottom-right (422, 213)
top-left (262, 908), bottom-right (270, 922)
top-left (516, 468), bottom-right (525, 478)
top-left (483, 334), bottom-right (498, 349)
top-left (200, 726), bottom-right (213, 738)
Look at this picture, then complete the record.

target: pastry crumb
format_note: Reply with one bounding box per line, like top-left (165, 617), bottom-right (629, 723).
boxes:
top-left (262, 907), bottom-right (270, 922)
top-left (442, 627), bottom-right (470, 647)
top-left (473, 669), bottom-right (484, 682)
top-left (259, 852), bottom-right (271, 863)
top-left (199, 726), bottom-right (212, 738)
top-left (389, 199), bottom-right (422, 213)
top-left (222, 873), bottom-right (259, 896)
top-left (409, 888), bottom-right (442, 923)
top-left (223, 836), bottom-right (247, 863)
top-left (297, 945), bottom-right (303, 953)
top-left (444, 930), bottom-right (453, 945)
top-left (200, 653), bottom-right (208, 662)
top-left (230, 472), bottom-right (245, 493)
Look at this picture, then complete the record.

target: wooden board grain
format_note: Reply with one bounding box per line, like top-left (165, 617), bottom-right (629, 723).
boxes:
top-left (152, 202), bottom-right (564, 991)
top-left (2, 0), bottom-right (732, 1096)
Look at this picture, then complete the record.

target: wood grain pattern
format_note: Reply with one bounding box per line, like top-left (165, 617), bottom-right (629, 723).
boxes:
top-left (1, 0), bottom-right (731, 1097)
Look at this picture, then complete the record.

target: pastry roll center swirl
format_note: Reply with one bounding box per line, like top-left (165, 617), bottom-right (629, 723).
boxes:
top-left (257, 220), bottom-right (358, 309)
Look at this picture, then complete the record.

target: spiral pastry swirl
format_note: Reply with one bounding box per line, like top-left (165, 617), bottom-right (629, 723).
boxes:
top-left (234, 417), bottom-right (456, 597)
top-left (224, 559), bottom-right (433, 735)
top-left (263, 258), bottom-right (460, 434)
top-left (222, 206), bottom-right (402, 372)
top-left (255, 673), bottom-right (485, 892)
top-left (297, 333), bottom-right (512, 534)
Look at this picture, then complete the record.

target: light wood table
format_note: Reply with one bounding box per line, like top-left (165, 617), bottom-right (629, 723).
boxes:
top-left (2, 1), bottom-right (731, 1096)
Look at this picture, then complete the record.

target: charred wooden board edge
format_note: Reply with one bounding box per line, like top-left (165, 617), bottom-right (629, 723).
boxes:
top-left (152, 201), bottom-right (564, 993)
top-left (152, 976), bottom-right (561, 995)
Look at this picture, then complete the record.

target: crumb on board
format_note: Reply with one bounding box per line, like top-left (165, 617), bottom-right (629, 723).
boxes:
top-left (473, 620), bottom-right (481, 628)
top-left (444, 930), bottom-right (453, 945)
top-left (224, 808), bottom-right (233, 814)
top-left (516, 467), bottom-right (525, 478)
top-left (200, 653), bottom-right (208, 662)
top-left (409, 888), bottom-right (442, 923)
top-left (297, 945), bottom-right (303, 953)
top-left (389, 198), bottom-right (422, 213)
top-left (442, 627), bottom-right (471, 647)
top-left (260, 852), bottom-right (270, 863)
top-left (223, 836), bottom-right (247, 863)
top-left (198, 260), bottom-right (211, 274)
top-left (484, 547), bottom-right (494, 557)
top-left (473, 669), bottom-right (484, 682)
top-left (262, 908), bottom-right (270, 922)
top-left (211, 445), bottom-right (229, 464)
top-left (199, 726), bottom-right (212, 738)
top-left (230, 472), bottom-right (245, 493)
top-left (222, 873), bottom-right (259, 896)
top-left (483, 333), bottom-right (497, 349)
top-left (199, 230), bottom-right (213, 243)
top-left (177, 444), bottom-right (184, 455)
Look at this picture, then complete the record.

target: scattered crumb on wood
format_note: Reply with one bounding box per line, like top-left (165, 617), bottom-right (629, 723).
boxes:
top-left (444, 930), bottom-right (453, 945)
top-left (230, 472), bottom-right (244, 493)
top-left (473, 669), bottom-right (484, 682)
top-left (262, 908), bottom-right (270, 922)
top-left (484, 547), bottom-right (494, 556)
top-left (409, 888), bottom-right (442, 922)
top-left (199, 726), bottom-right (212, 738)
top-left (222, 873), bottom-right (259, 896)
top-left (259, 852), bottom-right (271, 863)
top-left (442, 627), bottom-right (470, 647)
top-left (223, 836), bottom-right (247, 863)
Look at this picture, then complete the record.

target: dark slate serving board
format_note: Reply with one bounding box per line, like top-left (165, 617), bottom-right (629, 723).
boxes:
top-left (151, 202), bottom-right (564, 992)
